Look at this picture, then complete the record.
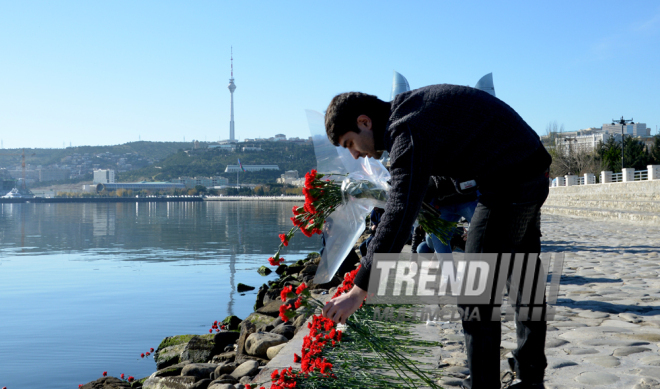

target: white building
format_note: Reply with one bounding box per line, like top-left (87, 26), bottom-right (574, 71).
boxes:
top-left (601, 122), bottom-right (650, 137)
top-left (555, 132), bottom-right (622, 155)
top-left (224, 164), bottom-right (279, 173)
top-left (173, 176), bottom-right (229, 188)
top-left (277, 170), bottom-right (299, 185)
top-left (93, 169), bottom-right (115, 184)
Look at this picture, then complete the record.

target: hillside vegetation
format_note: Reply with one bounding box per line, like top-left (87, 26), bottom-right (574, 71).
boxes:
top-left (118, 142), bottom-right (317, 184)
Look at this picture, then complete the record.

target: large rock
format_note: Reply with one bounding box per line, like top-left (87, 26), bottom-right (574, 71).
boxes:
top-left (284, 264), bottom-right (304, 275)
top-left (81, 377), bottom-right (132, 389)
top-left (212, 362), bottom-right (238, 379)
top-left (275, 264), bottom-right (288, 275)
top-left (155, 335), bottom-right (215, 369)
top-left (213, 331), bottom-right (240, 354)
top-left (236, 321), bottom-right (256, 358)
top-left (271, 324), bottom-right (295, 340)
top-left (236, 283), bottom-right (255, 292)
top-left (257, 266), bottom-right (272, 276)
top-left (245, 332), bottom-right (288, 358)
top-left (142, 376), bottom-right (196, 389)
top-left (266, 343), bottom-right (287, 360)
top-left (263, 288), bottom-right (282, 305)
top-left (181, 364), bottom-right (218, 381)
top-left (235, 354), bottom-right (269, 366)
top-left (254, 284), bottom-right (268, 311)
top-left (221, 316), bottom-right (243, 331)
top-left (230, 360), bottom-right (260, 379)
top-left (256, 300), bottom-right (285, 317)
top-left (242, 313), bottom-right (274, 329)
top-left (181, 336), bottom-right (215, 364)
top-left (208, 384), bottom-right (235, 389)
top-left (153, 362), bottom-right (192, 378)
top-left (155, 344), bottom-right (187, 370)
top-left (211, 351), bottom-right (235, 364)
top-left (189, 379), bottom-right (212, 389)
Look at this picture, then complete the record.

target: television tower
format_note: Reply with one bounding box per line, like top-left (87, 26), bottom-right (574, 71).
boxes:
top-left (228, 47), bottom-right (236, 141)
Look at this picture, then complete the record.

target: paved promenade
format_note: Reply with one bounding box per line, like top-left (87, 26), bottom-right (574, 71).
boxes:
top-left (437, 213), bottom-right (660, 389)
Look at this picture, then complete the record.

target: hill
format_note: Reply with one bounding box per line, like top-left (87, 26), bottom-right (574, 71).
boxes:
top-left (0, 141), bottom-right (192, 168)
top-left (118, 142), bottom-right (317, 184)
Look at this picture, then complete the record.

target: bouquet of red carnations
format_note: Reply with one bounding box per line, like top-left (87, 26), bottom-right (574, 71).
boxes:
top-left (254, 266), bottom-right (442, 389)
top-left (269, 169), bottom-right (456, 270)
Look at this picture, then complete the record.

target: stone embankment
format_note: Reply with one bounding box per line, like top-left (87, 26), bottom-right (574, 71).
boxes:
top-left (80, 249), bottom-right (359, 389)
top-left (543, 180), bottom-right (660, 224)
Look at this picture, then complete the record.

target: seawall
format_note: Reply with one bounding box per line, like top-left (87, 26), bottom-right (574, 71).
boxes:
top-left (543, 180), bottom-right (660, 224)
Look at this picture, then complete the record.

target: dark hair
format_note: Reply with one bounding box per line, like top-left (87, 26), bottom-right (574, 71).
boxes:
top-left (325, 92), bottom-right (390, 146)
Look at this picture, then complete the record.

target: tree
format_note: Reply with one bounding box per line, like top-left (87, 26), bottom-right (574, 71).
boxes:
top-left (597, 137), bottom-right (622, 173)
top-left (622, 137), bottom-right (649, 170)
top-left (649, 135), bottom-right (660, 165)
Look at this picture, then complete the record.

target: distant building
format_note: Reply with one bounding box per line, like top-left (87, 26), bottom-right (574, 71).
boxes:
top-left (391, 71), bottom-right (411, 99)
top-left (274, 134), bottom-right (286, 141)
top-left (555, 132), bottom-right (622, 155)
top-left (93, 169), bottom-right (115, 184)
top-left (474, 73), bottom-right (496, 97)
top-left (39, 169), bottom-right (69, 182)
top-left (601, 122), bottom-right (650, 137)
top-left (173, 176), bottom-right (229, 188)
top-left (277, 170), bottom-right (299, 185)
top-left (224, 164), bottom-right (279, 173)
top-left (97, 182), bottom-right (185, 192)
top-left (209, 144), bottom-right (236, 151)
top-left (242, 147), bottom-right (263, 152)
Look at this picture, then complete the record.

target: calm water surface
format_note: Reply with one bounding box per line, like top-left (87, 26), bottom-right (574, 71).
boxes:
top-left (0, 201), bottom-right (320, 389)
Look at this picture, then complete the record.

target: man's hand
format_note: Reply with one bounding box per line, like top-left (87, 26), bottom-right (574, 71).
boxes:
top-left (322, 285), bottom-right (368, 324)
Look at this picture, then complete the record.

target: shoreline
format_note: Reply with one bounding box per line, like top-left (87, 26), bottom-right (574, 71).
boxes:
top-left (0, 196), bottom-right (304, 204)
top-left (79, 231), bottom-right (368, 389)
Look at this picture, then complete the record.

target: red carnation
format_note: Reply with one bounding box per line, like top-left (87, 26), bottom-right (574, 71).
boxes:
top-left (103, 371), bottom-right (107, 377)
top-left (293, 353), bottom-right (301, 363)
top-left (268, 256), bottom-right (284, 266)
top-left (279, 234), bottom-right (289, 246)
top-left (120, 373), bottom-right (125, 379)
top-left (146, 351), bottom-right (150, 356)
top-left (141, 353), bottom-right (145, 358)
top-left (280, 285), bottom-right (293, 302)
top-left (128, 377), bottom-right (134, 382)
top-left (295, 282), bottom-right (308, 294)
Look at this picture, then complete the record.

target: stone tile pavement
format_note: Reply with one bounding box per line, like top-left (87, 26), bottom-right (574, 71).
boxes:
top-left (436, 213), bottom-right (660, 389)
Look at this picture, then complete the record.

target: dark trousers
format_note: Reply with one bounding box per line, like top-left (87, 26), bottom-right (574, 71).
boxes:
top-left (460, 173), bottom-right (549, 389)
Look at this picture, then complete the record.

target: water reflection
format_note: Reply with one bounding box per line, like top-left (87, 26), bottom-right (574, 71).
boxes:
top-left (0, 202), bottom-right (320, 262)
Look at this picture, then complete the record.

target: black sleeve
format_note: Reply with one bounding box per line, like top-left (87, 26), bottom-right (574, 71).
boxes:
top-left (354, 123), bottom-right (434, 290)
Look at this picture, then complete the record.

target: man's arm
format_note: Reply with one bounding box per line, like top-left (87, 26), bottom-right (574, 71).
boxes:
top-left (355, 122), bottom-right (434, 290)
top-left (322, 122), bottom-right (434, 323)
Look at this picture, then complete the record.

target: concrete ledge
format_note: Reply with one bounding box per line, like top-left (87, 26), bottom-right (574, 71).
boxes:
top-left (549, 180), bottom-right (660, 200)
top-left (542, 205), bottom-right (660, 224)
top-left (544, 199), bottom-right (660, 213)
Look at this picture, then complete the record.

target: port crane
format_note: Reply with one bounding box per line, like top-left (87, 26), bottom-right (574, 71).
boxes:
top-left (0, 149), bottom-right (36, 192)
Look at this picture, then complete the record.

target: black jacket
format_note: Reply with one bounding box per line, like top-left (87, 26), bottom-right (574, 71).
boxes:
top-left (354, 84), bottom-right (551, 290)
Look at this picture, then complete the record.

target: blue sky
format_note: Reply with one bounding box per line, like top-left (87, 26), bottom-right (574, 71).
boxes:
top-left (1, 1), bottom-right (659, 149)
